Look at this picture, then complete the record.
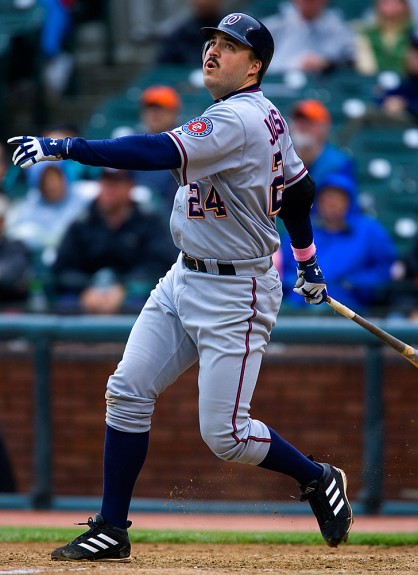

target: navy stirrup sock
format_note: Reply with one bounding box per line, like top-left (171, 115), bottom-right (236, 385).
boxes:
top-left (100, 425), bottom-right (149, 529)
top-left (258, 426), bottom-right (322, 485)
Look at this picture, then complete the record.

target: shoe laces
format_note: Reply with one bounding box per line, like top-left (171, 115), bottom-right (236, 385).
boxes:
top-left (75, 516), bottom-right (97, 528)
top-left (74, 516), bottom-right (132, 530)
top-left (300, 484), bottom-right (317, 502)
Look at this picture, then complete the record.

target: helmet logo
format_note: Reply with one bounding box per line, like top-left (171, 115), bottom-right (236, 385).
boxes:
top-left (223, 14), bottom-right (241, 26)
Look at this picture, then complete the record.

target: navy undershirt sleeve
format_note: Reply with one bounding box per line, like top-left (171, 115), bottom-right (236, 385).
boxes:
top-left (281, 214), bottom-right (314, 249)
top-left (279, 174), bottom-right (315, 248)
top-left (66, 133), bottom-right (181, 171)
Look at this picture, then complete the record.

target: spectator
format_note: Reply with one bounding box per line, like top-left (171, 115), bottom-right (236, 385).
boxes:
top-left (39, 0), bottom-right (77, 96)
top-left (264, 0), bottom-right (355, 74)
top-left (289, 99), bottom-right (358, 195)
top-left (134, 85), bottom-right (182, 214)
top-left (355, 0), bottom-right (413, 76)
top-left (127, 0), bottom-right (187, 43)
top-left (52, 168), bottom-right (178, 314)
top-left (6, 161), bottom-right (89, 257)
top-left (281, 173), bottom-right (398, 312)
top-left (0, 196), bottom-right (31, 312)
top-left (379, 28), bottom-right (418, 121)
top-left (4, 1), bottom-right (43, 94)
top-left (138, 85), bottom-right (181, 134)
top-left (156, 0), bottom-right (227, 65)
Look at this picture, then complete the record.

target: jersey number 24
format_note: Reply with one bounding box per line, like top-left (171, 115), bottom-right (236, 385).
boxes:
top-left (187, 183), bottom-right (227, 219)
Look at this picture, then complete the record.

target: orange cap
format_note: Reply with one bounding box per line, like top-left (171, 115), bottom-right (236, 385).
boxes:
top-left (292, 99), bottom-right (330, 123)
top-left (140, 85), bottom-right (181, 111)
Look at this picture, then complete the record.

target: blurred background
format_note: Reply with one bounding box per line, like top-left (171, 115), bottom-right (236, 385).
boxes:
top-left (0, 0), bottom-right (417, 517)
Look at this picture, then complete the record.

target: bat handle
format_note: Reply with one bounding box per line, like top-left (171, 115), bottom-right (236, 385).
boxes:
top-left (326, 296), bottom-right (355, 320)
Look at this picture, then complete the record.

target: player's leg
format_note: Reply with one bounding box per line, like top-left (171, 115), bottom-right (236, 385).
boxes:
top-left (100, 291), bottom-right (198, 530)
top-left (178, 267), bottom-right (318, 473)
top-left (188, 268), bottom-right (352, 547)
top-left (193, 270), bottom-right (322, 478)
top-left (52, 262), bottom-right (198, 561)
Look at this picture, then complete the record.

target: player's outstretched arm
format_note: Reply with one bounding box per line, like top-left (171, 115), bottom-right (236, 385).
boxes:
top-left (7, 136), bottom-right (70, 169)
top-left (8, 133), bottom-right (181, 172)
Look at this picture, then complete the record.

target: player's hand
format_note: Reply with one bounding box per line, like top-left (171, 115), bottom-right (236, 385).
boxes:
top-left (7, 136), bottom-right (68, 169)
top-left (293, 254), bottom-right (327, 305)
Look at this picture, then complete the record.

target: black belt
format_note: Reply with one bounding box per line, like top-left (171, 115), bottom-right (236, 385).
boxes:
top-left (182, 253), bottom-right (236, 275)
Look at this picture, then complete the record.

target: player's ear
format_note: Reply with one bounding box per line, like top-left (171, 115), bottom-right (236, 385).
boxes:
top-left (249, 58), bottom-right (262, 77)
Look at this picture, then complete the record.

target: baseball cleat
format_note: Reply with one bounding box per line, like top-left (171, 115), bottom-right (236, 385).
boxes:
top-left (51, 513), bottom-right (132, 561)
top-left (300, 463), bottom-right (353, 548)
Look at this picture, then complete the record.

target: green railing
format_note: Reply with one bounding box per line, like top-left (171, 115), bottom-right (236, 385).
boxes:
top-left (0, 314), bottom-right (417, 514)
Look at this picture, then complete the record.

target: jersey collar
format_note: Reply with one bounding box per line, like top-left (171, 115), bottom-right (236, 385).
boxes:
top-left (214, 83), bottom-right (261, 103)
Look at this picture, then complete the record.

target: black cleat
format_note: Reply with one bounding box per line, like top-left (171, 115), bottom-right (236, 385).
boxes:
top-left (51, 513), bottom-right (132, 561)
top-left (300, 463), bottom-right (353, 548)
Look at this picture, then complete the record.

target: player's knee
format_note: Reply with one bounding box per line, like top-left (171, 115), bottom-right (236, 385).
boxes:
top-left (105, 390), bottom-right (155, 433)
top-left (200, 424), bottom-right (242, 462)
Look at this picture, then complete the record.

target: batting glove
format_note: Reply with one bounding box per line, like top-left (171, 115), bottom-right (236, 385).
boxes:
top-left (7, 136), bottom-right (71, 169)
top-left (293, 254), bottom-right (328, 305)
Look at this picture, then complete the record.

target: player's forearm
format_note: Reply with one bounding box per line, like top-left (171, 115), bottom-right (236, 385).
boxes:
top-left (281, 214), bottom-right (315, 259)
top-left (66, 133), bottom-right (181, 171)
top-left (279, 173), bottom-right (316, 259)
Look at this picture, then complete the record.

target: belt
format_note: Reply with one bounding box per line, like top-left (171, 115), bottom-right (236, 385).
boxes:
top-left (183, 253), bottom-right (236, 275)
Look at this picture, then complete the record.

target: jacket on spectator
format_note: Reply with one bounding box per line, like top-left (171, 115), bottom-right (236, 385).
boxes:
top-left (281, 174), bottom-right (397, 311)
top-left (52, 197), bottom-right (178, 311)
top-left (264, 2), bottom-right (355, 74)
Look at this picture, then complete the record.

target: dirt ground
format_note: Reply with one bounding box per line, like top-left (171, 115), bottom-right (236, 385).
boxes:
top-left (0, 543), bottom-right (417, 575)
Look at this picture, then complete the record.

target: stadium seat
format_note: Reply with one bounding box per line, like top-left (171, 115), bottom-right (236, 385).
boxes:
top-left (330, 0), bottom-right (368, 20)
top-left (0, 0), bottom-right (44, 37)
top-left (247, 0), bottom-right (368, 21)
top-left (246, 0), bottom-right (281, 20)
top-left (343, 121), bottom-right (418, 254)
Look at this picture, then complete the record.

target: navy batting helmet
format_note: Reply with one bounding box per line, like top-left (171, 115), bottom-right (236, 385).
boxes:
top-left (201, 13), bottom-right (274, 79)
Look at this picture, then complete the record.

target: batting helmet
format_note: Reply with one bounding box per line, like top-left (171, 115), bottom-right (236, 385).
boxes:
top-left (201, 13), bottom-right (274, 80)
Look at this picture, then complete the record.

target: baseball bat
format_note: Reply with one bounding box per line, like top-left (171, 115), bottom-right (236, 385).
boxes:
top-left (326, 296), bottom-right (418, 368)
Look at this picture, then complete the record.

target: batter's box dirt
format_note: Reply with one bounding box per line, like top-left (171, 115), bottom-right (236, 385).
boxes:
top-left (0, 543), bottom-right (417, 574)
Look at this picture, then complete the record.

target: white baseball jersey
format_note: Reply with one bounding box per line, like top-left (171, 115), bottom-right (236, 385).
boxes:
top-left (167, 87), bottom-right (307, 261)
top-left (106, 87), bottom-right (306, 466)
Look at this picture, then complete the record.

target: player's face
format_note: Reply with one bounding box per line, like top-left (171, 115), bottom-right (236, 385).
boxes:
top-left (203, 32), bottom-right (261, 99)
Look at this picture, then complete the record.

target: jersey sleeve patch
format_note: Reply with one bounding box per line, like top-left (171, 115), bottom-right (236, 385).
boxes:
top-left (182, 117), bottom-right (213, 138)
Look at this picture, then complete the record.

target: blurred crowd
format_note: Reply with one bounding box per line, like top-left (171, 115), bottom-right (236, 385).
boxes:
top-left (1, 0), bottom-right (418, 319)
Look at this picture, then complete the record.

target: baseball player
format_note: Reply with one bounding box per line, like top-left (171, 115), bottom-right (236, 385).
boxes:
top-left (9, 13), bottom-right (353, 562)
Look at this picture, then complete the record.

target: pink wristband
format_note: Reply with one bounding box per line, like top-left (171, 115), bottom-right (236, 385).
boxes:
top-left (291, 242), bottom-right (316, 262)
